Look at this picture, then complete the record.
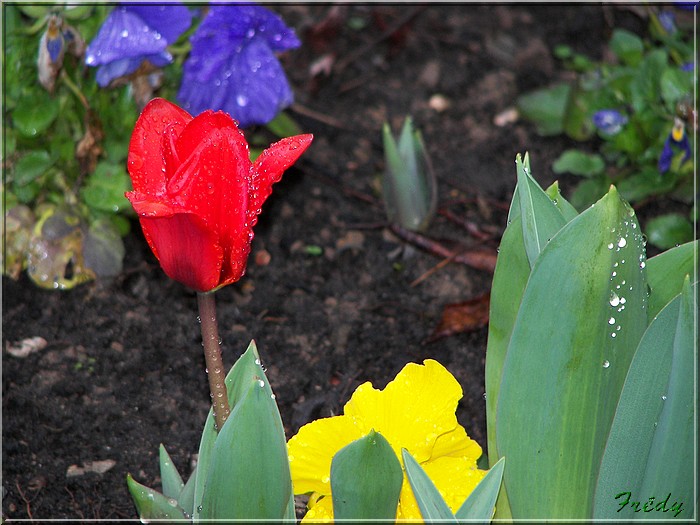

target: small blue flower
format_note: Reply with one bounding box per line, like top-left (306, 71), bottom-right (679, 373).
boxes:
top-left (85, 4), bottom-right (192, 87)
top-left (177, 5), bottom-right (301, 128)
top-left (592, 109), bottom-right (628, 136)
top-left (658, 10), bottom-right (677, 34)
top-left (658, 118), bottom-right (692, 174)
top-left (680, 61), bottom-right (694, 72)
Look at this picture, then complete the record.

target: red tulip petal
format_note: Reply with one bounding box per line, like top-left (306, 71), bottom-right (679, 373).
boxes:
top-left (249, 134), bottom-right (313, 223)
top-left (139, 213), bottom-right (224, 292)
top-left (128, 98), bottom-right (192, 195)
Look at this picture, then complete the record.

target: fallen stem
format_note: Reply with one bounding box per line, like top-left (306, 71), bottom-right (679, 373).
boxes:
top-left (197, 291), bottom-right (230, 431)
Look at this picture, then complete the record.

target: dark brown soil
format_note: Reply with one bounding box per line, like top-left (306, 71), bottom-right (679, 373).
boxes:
top-left (3, 5), bottom-right (647, 520)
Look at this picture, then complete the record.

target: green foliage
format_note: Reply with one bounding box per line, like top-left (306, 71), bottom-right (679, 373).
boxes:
top-left (381, 116), bottom-right (437, 232)
top-left (402, 450), bottom-right (505, 522)
top-left (3, 5), bottom-right (136, 288)
top-left (486, 153), bottom-right (697, 519)
top-left (128, 340), bottom-right (294, 522)
top-left (330, 431), bottom-right (403, 520)
top-left (515, 8), bottom-right (694, 248)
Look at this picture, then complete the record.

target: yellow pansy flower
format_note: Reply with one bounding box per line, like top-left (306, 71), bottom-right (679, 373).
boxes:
top-left (288, 359), bottom-right (486, 522)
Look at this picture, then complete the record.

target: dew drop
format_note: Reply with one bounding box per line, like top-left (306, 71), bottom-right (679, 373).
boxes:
top-left (608, 317), bottom-right (615, 325)
top-left (258, 379), bottom-right (265, 388)
top-left (607, 242), bottom-right (614, 250)
top-left (609, 292), bottom-right (620, 307)
top-left (661, 395), bottom-right (667, 401)
top-left (236, 94), bottom-right (249, 107)
top-left (603, 360), bottom-right (610, 368)
top-left (322, 476), bottom-right (330, 484)
top-left (611, 332), bottom-right (617, 338)
top-left (121, 29), bottom-right (129, 38)
top-left (640, 261), bottom-right (646, 269)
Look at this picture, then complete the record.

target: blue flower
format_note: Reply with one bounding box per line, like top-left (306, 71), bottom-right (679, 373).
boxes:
top-left (85, 4), bottom-right (192, 87)
top-left (658, 118), bottom-right (692, 174)
top-left (177, 5), bottom-right (300, 128)
top-left (592, 109), bottom-right (628, 136)
top-left (658, 10), bottom-right (677, 34)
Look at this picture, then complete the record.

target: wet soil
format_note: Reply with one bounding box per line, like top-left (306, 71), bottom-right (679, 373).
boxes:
top-left (3, 5), bottom-right (649, 520)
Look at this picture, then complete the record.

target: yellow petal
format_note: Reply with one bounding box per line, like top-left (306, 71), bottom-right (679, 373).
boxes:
top-left (344, 359), bottom-right (463, 462)
top-left (288, 414), bottom-right (366, 495)
top-left (430, 424), bottom-right (483, 461)
top-left (301, 493), bottom-right (334, 523)
top-left (398, 456), bottom-right (487, 521)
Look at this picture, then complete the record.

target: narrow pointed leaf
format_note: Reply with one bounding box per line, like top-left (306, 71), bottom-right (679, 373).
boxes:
top-left (159, 444), bottom-right (184, 500)
top-left (497, 186), bottom-right (648, 518)
top-left (198, 342), bottom-right (291, 520)
top-left (484, 214), bottom-right (528, 520)
top-left (455, 456), bottom-right (505, 521)
top-left (178, 467), bottom-right (196, 518)
top-left (331, 431), bottom-right (403, 520)
top-left (402, 448), bottom-right (457, 522)
top-left (545, 180), bottom-right (579, 221)
top-left (516, 153), bottom-right (567, 267)
top-left (193, 340), bottom-right (288, 520)
top-left (127, 474), bottom-right (188, 520)
top-left (646, 240), bottom-right (698, 318)
top-left (593, 279), bottom-right (696, 519)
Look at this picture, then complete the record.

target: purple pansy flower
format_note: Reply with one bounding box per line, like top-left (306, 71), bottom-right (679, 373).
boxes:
top-left (177, 5), bottom-right (300, 128)
top-left (85, 4), bottom-right (192, 87)
top-left (658, 117), bottom-right (692, 174)
top-left (658, 10), bottom-right (677, 34)
top-left (592, 109), bottom-right (628, 136)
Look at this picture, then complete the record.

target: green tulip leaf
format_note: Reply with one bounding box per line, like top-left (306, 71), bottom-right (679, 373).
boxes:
top-left (593, 279), bottom-right (696, 519)
top-left (646, 240), bottom-right (698, 318)
top-left (330, 431), bottom-right (403, 521)
top-left (455, 456), bottom-right (505, 521)
top-left (126, 474), bottom-right (189, 520)
top-left (516, 153), bottom-right (567, 268)
top-left (178, 467), bottom-right (197, 518)
top-left (402, 449), bottom-right (457, 522)
top-left (198, 341), bottom-right (291, 520)
top-left (497, 186), bottom-right (648, 518)
top-left (159, 444), bottom-right (184, 501)
top-left (484, 214), bottom-right (528, 520)
top-left (545, 181), bottom-right (580, 222)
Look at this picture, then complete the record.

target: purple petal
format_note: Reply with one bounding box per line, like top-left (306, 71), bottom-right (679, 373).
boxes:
top-left (85, 7), bottom-right (167, 66)
top-left (592, 109), bottom-right (628, 135)
top-left (94, 52), bottom-right (172, 87)
top-left (178, 5), bottom-right (298, 126)
top-left (125, 4), bottom-right (193, 44)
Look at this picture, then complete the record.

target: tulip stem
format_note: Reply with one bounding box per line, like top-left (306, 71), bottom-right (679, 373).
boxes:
top-left (197, 291), bottom-right (230, 431)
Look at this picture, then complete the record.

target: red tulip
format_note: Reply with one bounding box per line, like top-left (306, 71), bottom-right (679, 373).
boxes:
top-left (125, 98), bottom-right (312, 292)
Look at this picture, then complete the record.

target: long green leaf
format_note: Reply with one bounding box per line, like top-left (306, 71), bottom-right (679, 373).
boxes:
top-left (127, 474), bottom-right (188, 520)
top-left (545, 180), bottom-right (579, 221)
top-left (198, 342), bottom-right (291, 520)
top-left (497, 186), bottom-right (648, 518)
top-left (455, 456), bottom-right (505, 521)
top-left (402, 449), bottom-right (457, 522)
top-left (330, 431), bottom-right (403, 520)
top-left (646, 240), bottom-right (698, 318)
top-left (484, 214), bottom-right (528, 520)
top-left (593, 279), bottom-right (696, 519)
top-left (516, 153), bottom-right (567, 267)
top-left (159, 444), bottom-right (184, 500)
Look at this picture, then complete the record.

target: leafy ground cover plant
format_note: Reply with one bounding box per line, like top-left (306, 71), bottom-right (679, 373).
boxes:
top-left (515, 6), bottom-right (695, 249)
top-left (3, 4), bottom-right (303, 289)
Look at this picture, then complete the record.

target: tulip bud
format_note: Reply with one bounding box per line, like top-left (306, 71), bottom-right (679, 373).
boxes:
top-left (381, 117), bottom-right (437, 232)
